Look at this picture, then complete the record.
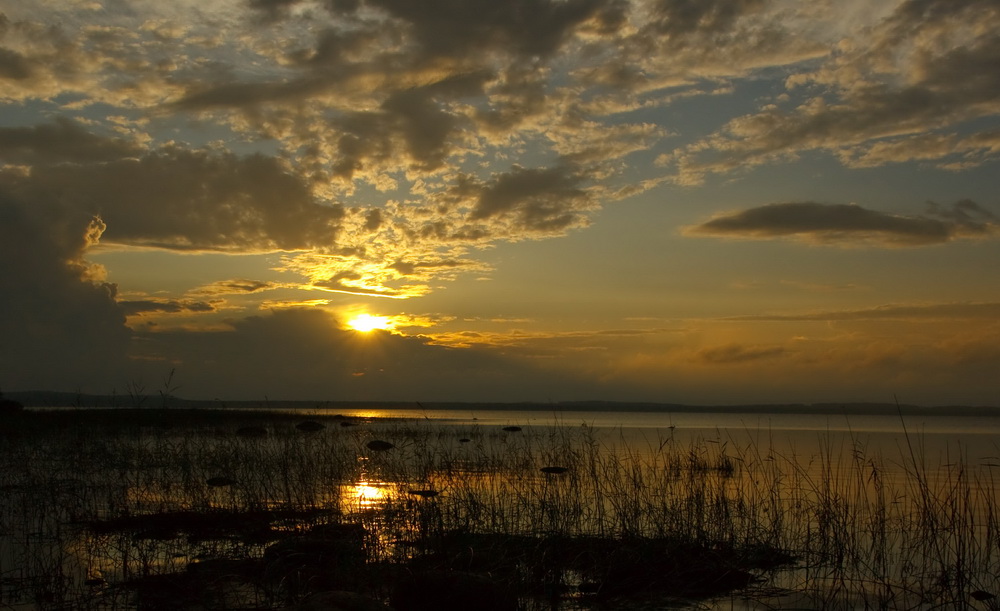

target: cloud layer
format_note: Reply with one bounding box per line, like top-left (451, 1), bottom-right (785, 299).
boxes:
top-left (667, 0), bottom-right (1000, 183)
top-left (1, 0), bottom-right (998, 403)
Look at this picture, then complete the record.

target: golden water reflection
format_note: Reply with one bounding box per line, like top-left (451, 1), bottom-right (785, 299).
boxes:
top-left (340, 480), bottom-right (393, 511)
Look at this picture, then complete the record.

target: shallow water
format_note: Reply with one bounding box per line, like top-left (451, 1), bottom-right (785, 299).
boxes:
top-left (323, 407), bottom-right (1000, 610)
top-left (4, 407), bottom-right (1000, 610)
top-left (313, 406), bottom-right (1000, 480)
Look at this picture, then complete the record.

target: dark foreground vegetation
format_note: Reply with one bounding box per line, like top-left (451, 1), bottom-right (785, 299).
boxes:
top-left (1, 408), bottom-right (998, 610)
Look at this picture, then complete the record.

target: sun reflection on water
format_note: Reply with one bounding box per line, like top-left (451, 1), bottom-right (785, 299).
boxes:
top-left (343, 480), bottom-right (391, 510)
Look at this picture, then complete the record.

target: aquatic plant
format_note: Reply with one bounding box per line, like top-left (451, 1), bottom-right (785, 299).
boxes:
top-left (0, 409), bottom-right (997, 609)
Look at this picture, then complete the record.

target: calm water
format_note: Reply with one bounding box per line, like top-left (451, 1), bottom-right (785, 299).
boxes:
top-left (10, 406), bottom-right (1000, 610)
top-left (315, 407), bottom-right (1000, 469)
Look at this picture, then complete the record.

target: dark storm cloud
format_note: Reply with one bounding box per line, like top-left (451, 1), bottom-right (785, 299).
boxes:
top-left (0, 117), bottom-right (143, 165)
top-left (685, 201), bottom-right (999, 246)
top-left (0, 145), bottom-right (345, 253)
top-left (138, 307), bottom-right (597, 401)
top-left (0, 196), bottom-right (131, 392)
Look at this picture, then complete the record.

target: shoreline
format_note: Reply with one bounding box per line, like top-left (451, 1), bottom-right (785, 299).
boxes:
top-left (7, 390), bottom-right (1000, 417)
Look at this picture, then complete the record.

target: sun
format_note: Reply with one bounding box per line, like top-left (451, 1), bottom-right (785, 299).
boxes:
top-left (347, 313), bottom-right (393, 333)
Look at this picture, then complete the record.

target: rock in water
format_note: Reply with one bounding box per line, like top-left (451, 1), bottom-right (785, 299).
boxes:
top-left (206, 476), bottom-right (237, 487)
top-left (540, 466), bottom-right (569, 475)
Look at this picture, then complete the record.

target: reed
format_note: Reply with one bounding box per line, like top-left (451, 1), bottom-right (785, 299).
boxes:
top-left (0, 409), bottom-right (997, 609)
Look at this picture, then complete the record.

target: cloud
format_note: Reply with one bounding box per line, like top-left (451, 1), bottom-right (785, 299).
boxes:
top-left (0, 46), bottom-right (32, 80)
top-left (0, 194), bottom-right (131, 392)
top-left (133, 307), bottom-right (597, 401)
top-left (189, 279), bottom-right (282, 296)
top-left (248, 0), bottom-right (620, 61)
top-left (0, 146), bottom-right (346, 253)
top-left (165, 0), bottom-right (802, 203)
top-left (668, 0), bottom-right (1000, 183)
top-left (0, 117), bottom-right (144, 165)
top-left (0, 12), bottom-right (195, 108)
top-left (725, 302), bottom-right (1000, 322)
top-left (697, 343), bottom-right (786, 364)
top-left (468, 165), bottom-right (595, 234)
top-left (0, 118), bottom-right (611, 298)
top-left (119, 298), bottom-right (220, 316)
top-left (582, 0), bottom-right (826, 95)
top-left (837, 129), bottom-right (1000, 169)
top-left (685, 201), bottom-right (999, 246)
top-left (311, 271), bottom-right (420, 299)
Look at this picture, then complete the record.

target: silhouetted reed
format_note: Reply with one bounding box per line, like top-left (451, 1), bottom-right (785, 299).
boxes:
top-left (0, 409), bottom-right (997, 609)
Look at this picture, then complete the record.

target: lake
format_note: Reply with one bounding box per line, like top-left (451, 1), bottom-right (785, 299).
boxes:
top-left (3, 406), bottom-right (999, 610)
top-left (315, 405), bottom-right (1000, 473)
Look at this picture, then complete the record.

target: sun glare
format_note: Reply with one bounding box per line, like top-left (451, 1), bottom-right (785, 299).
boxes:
top-left (344, 482), bottom-right (390, 509)
top-left (347, 313), bottom-right (392, 333)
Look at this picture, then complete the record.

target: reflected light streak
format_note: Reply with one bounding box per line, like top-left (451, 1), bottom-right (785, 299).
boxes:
top-left (344, 481), bottom-right (391, 509)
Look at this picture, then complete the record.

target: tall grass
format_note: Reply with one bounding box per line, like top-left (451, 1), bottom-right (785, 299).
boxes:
top-left (1, 410), bottom-right (998, 609)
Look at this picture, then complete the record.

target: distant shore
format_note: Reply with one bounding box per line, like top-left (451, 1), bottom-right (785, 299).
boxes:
top-left (6, 390), bottom-right (1000, 418)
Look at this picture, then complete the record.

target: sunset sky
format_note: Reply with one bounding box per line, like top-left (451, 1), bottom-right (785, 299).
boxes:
top-left (2, 0), bottom-right (999, 406)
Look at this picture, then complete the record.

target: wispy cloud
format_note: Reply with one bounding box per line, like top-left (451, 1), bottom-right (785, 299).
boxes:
top-left (188, 279), bottom-right (283, 296)
top-left (697, 343), bottom-right (786, 364)
top-left (725, 302), bottom-right (1000, 322)
top-left (119, 298), bottom-right (220, 316)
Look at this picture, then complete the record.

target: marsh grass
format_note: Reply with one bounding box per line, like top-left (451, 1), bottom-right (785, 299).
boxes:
top-left (0, 409), bottom-right (998, 609)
